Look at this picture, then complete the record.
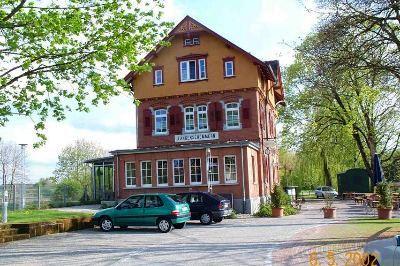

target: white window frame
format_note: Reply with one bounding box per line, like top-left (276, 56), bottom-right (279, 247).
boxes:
top-left (172, 159), bottom-right (185, 186)
top-left (184, 38), bottom-right (192, 46)
top-left (198, 58), bottom-right (207, 79)
top-left (225, 102), bottom-right (240, 129)
top-left (157, 160), bottom-right (168, 187)
top-left (154, 109), bottom-right (168, 135)
top-left (154, 69), bottom-right (163, 85)
top-left (224, 155), bottom-right (237, 183)
top-left (190, 158), bottom-right (202, 185)
top-left (224, 60), bottom-right (234, 77)
top-left (184, 106), bottom-right (195, 132)
top-left (192, 37), bottom-right (200, 45)
top-left (125, 162), bottom-right (136, 188)
top-left (207, 156), bottom-right (219, 184)
top-left (141, 161), bottom-right (152, 187)
top-left (180, 60), bottom-right (197, 82)
top-left (197, 105), bottom-right (208, 131)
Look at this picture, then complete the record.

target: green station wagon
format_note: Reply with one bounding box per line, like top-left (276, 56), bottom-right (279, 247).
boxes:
top-left (93, 193), bottom-right (191, 233)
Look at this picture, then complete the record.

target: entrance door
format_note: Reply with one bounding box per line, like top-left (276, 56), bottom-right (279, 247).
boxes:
top-left (114, 195), bottom-right (144, 226)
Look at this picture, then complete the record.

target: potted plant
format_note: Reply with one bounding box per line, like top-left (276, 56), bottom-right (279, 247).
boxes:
top-left (270, 184), bottom-right (288, 218)
top-left (376, 182), bottom-right (393, 219)
top-left (322, 193), bottom-right (336, 219)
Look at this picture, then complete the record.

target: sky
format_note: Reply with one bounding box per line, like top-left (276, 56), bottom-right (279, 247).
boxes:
top-left (0, 0), bottom-right (319, 182)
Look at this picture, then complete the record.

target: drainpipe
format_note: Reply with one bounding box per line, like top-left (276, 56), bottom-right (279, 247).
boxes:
top-left (241, 144), bottom-right (246, 214)
top-left (116, 154), bottom-right (119, 199)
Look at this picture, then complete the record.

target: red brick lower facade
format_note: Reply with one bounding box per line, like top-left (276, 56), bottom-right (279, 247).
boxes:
top-left (108, 141), bottom-right (279, 214)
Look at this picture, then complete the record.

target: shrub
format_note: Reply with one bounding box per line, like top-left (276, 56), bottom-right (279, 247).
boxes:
top-left (255, 203), bottom-right (272, 217)
top-left (283, 205), bottom-right (298, 216)
top-left (271, 184), bottom-right (289, 208)
top-left (376, 181), bottom-right (392, 209)
top-left (51, 179), bottom-right (83, 203)
top-left (226, 210), bottom-right (238, 219)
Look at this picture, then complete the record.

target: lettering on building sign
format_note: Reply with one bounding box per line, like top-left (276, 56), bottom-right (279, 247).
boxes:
top-left (175, 132), bottom-right (219, 142)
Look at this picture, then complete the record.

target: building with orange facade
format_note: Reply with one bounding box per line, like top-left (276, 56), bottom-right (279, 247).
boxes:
top-left (86, 16), bottom-right (284, 214)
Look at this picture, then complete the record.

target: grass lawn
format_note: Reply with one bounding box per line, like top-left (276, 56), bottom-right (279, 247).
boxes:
top-left (347, 217), bottom-right (400, 239)
top-left (0, 209), bottom-right (91, 224)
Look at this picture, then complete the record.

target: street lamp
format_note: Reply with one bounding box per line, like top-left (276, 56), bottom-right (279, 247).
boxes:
top-left (206, 148), bottom-right (211, 192)
top-left (18, 144), bottom-right (27, 209)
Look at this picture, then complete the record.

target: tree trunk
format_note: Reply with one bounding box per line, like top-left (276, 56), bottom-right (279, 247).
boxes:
top-left (321, 149), bottom-right (333, 186)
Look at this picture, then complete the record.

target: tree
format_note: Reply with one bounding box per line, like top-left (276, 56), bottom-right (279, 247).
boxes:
top-left (315, 0), bottom-right (400, 82)
top-left (0, 0), bottom-right (172, 146)
top-left (54, 139), bottom-right (105, 191)
top-left (0, 140), bottom-right (27, 188)
top-left (283, 33), bottom-right (400, 182)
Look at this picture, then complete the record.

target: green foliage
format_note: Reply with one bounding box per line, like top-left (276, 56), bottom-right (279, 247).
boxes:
top-left (254, 203), bottom-right (272, 217)
top-left (226, 210), bottom-right (238, 219)
top-left (54, 139), bottom-right (105, 191)
top-left (51, 178), bottom-right (83, 203)
top-left (376, 182), bottom-right (393, 209)
top-left (0, 0), bottom-right (173, 146)
top-left (255, 203), bottom-right (298, 217)
top-left (270, 184), bottom-right (289, 208)
top-left (283, 205), bottom-right (298, 216)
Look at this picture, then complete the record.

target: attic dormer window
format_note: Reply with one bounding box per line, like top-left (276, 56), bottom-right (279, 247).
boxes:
top-left (183, 36), bottom-right (200, 46)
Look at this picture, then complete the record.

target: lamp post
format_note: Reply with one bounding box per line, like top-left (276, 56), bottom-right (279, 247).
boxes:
top-left (18, 144), bottom-right (27, 209)
top-left (1, 137), bottom-right (8, 223)
top-left (206, 148), bottom-right (211, 192)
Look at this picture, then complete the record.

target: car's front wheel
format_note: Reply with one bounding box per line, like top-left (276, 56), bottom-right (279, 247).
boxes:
top-left (157, 218), bottom-right (173, 233)
top-left (173, 222), bottom-right (186, 229)
top-left (213, 217), bottom-right (223, 223)
top-left (100, 217), bottom-right (114, 232)
top-left (200, 213), bottom-right (212, 225)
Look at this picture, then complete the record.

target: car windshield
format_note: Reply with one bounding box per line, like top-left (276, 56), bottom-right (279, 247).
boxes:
top-left (322, 187), bottom-right (334, 191)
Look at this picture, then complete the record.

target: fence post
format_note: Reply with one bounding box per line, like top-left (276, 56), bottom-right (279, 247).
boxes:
top-left (12, 184), bottom-right (16, 211)
top-left (37, 185), bottom-right (41, 209)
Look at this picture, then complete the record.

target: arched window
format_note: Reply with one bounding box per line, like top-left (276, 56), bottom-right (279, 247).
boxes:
top-left (184, 107), bottom-right (195, 132)
top-left (154, 109), bottom-right (167, 134)
top-left (197, 105), bottom-right (208, 131)
top-left (225, 102), bottom-right (240, 128)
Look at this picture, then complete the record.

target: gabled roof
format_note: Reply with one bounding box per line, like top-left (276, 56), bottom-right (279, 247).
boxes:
top-left (265, 60), bottom-right (285, 103)
top-left (124, 15), bottom-right (277, 84)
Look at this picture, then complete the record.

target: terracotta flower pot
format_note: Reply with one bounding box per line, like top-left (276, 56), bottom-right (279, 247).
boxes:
top-left (272, 207), bottom-right (284, 218)
top-left (378, 208), bottom-right (392, 219)
top-left (323, 208), bottom-right (336, 219)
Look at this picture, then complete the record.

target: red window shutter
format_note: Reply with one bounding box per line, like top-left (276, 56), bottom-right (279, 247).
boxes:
top-left (169, 106), bottom-right (182, 134)
top-left (143, 109), bottom-right (152, 136)
top-left (215, 102), bottom-right (223, 130)
top-left (175, 107), bottom-right (183, 134)
top-left (242, 99), bottom-right (251, 128)
top-left (208, 102), bottom-right (216, 131)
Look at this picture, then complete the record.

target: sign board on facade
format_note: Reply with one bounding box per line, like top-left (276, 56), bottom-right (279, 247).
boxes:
top-left (175, 132), bottom-right (219, 142)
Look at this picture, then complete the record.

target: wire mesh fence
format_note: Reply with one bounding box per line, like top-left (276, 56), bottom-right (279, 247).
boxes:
top-left (0, 183), bottom-right (94, 211)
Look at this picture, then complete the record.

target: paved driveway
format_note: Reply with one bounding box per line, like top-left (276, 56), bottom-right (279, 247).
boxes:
top-left (0, 201), bottom-right (362, 266)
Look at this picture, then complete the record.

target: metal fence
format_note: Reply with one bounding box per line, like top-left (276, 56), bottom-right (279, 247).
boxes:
top-left (0, 183), bottom-right (91, 211)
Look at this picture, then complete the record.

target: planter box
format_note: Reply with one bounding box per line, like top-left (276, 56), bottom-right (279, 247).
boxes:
top-left (378, 208), bottom-right (392, 220)
top-left (272, 207), bottom-right (284, 218)
top-left (323, 208), bottom-right (337, 219)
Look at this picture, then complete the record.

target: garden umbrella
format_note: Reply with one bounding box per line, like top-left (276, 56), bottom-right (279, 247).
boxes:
top-left (373, 153), bottom-right (384, 185)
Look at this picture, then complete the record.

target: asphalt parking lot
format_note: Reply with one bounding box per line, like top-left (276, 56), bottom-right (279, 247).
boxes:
top-left (0, 201), bottom-right (358, 266)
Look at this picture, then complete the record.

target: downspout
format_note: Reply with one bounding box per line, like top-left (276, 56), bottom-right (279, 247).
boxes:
top-left (116, 154), bottom-right (119, 199)
top-left (241, 144), bottom-right (246, 214)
